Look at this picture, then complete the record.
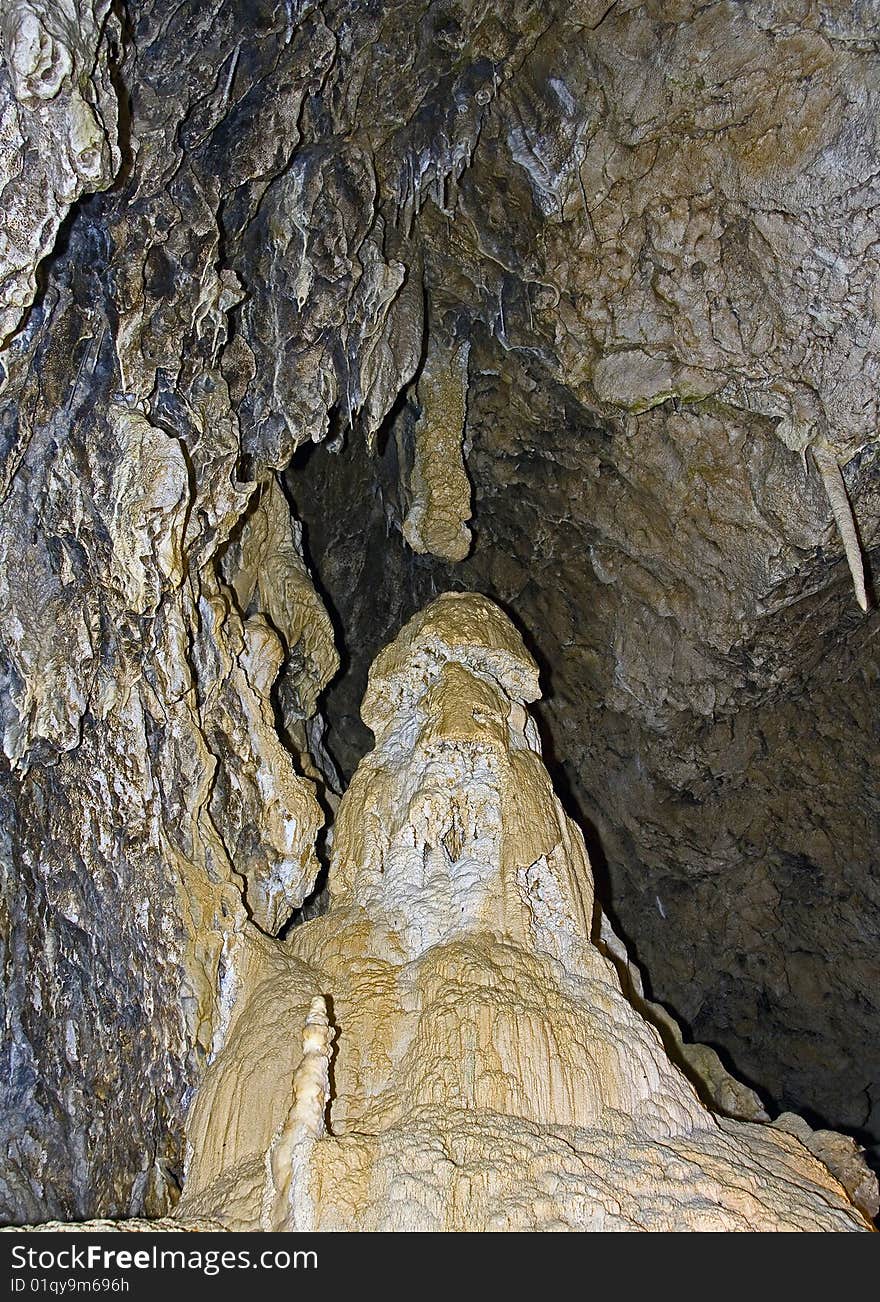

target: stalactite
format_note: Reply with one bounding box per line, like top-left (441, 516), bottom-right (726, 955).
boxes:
top-left (402, 336), bottom-right (472, 563)
top-left (813, 446), bottom-right (871, 613)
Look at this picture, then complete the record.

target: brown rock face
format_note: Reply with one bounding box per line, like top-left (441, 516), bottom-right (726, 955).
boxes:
top-left (0, 0), bottom-right (877, 1227)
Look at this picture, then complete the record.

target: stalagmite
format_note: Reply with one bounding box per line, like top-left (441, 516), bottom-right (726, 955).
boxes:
top-left (2, 0), bottom-right (879, 1234)
top-left (175, 593), bottom-right (874, 1233)
top-left (263, 995), bottom-right (334, 1233)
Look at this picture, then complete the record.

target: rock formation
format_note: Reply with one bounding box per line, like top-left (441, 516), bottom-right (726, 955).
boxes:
top-left (402, 337), bottom-right (472, 562)
top-left (0, 0), bottom-right (878, 1231)
top-left (175, 594), bottom-right (874, 1232)
top-left (0, 0), bottom-right (120, 346)
top-left (284, 0), bottom-right (880, 1172)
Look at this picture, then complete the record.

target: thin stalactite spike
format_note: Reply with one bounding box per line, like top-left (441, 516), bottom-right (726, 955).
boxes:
top-left (813, 446), bottom-right (870, 613)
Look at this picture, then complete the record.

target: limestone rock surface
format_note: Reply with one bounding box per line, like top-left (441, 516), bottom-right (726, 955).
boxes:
top-left (0, 0), bottom-right (120, 345)
top-left (1, 1218), bottom-right (222, 1233)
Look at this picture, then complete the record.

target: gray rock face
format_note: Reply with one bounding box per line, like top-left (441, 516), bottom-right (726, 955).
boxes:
top-left (0, 0), bottom-right (878, 1224)
top-left (0, 0), bottom-right (121, 347)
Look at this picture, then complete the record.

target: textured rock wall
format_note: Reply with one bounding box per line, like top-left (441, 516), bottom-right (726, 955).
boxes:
top-left (0, 0), bottom-right (121, 346)
top-left (0, 0), bottom-right (346, 1222)
top-left (286, 0), bottom-right (880, 1167)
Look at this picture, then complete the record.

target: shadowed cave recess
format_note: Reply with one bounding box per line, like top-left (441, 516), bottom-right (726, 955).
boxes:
top-left (0, 0), bottom-right (879, 1226)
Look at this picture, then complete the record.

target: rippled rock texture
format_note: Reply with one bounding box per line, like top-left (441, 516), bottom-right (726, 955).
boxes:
top-left (0, 0), bottom-right (878, 1226)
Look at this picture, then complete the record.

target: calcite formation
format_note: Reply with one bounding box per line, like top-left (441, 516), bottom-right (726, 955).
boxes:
top-left (0, 1218), bottom-right (223, 1233)
top-left (812, 446), bottom-right (870, 614)
top-left (175, 595), bottom-right (873, 1232)
top-left (284, 0), bottom-right (880, 1165)
top-left (403, 337), bottom-right (472, 562)
top-left (1, 0), bottom-right (878, 1230)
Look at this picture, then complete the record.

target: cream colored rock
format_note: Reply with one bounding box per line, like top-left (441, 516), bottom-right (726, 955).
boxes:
top-left (1, 1219), bottom-right (223, 1233)
top-left (812, 446), bottom-right (870, 613)
top-left (773, 1113), bottom-right (879, 1223)
top-left (176, 593), bottom-right (873, 1232)
top-left (194, 576), bottom-right (325, 937)
top-left (0, 0), bottom-right (120, 344)
top-left (108, 406), bottom-right (189, 616)
top-left (403, 339), bottom-right (472, 562)
top-left (263, 994), bottom-right (334, 1232)
top-left (223, 477), bottom-right (339, 722)
top-left (360, 249), bottom-right (424, 446)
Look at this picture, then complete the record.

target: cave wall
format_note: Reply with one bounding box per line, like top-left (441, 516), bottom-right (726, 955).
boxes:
top-left (0, 0), bottom-right (353, 1221)
top-left (0, 0), bottom-right (878, 1225)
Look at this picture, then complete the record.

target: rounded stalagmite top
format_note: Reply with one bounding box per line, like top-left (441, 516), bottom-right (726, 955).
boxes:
top-left (361, 592), bottom-right (541, 734)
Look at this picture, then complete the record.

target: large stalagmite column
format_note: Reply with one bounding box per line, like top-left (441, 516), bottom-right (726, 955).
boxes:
top-left (177, 593), bottom-right (874, 1232)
